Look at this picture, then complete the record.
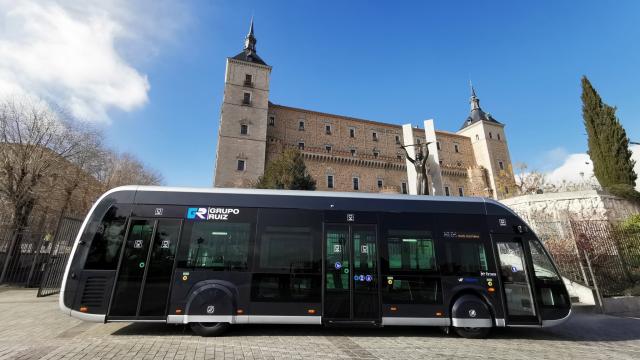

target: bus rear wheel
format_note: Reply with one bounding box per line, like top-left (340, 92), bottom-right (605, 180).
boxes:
top-left (453, 326), bottom-right (491, 339)
top-left (190, 322), bottom-right (230, 337)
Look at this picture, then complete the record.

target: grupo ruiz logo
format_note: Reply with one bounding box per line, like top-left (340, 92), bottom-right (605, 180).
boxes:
top-left (186, 207), bottom-right (240, 220)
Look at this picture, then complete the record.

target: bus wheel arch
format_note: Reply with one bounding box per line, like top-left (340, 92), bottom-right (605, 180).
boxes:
top-left (449, 290), bottom-right (493, 339)
top-left (185, 281), bottom-right (238, 317)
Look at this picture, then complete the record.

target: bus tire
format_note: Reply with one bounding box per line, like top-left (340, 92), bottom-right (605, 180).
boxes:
top-left (190, 322), bottom-right (230, 337)
top-left (451, 294), bottom-right (493, 339)
top-left (453, 326), bottom-right (491, 339)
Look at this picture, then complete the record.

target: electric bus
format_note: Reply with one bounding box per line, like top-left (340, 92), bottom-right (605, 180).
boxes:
top-left (59, 186), bottom-right (571, 338)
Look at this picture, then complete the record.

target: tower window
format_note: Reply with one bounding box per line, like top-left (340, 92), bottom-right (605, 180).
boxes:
top-left (439, 160), bottom-right (443, 165)
top-left (373, 150), bottom-right (379, 158)
top-left (268, 116), bottom-right (275, 126)
top-left (350, 149), bottom-right (356, 157)
top-left (401, 182), bottom-right (408, 194)
top-left (353, 177), bottom-right (359, 191)
top-left (299, 121), bottom-right (305, 131)
top-left (505, 186), bottom-right (509, 194)
top-left (454, 144), bottom-right (459, 153)
top-left (327, 175), bottom-right (334, 189)
top-left (372, 132), bottom-right (378, 141)
top-left (240, 124), bottom-right (248, 135)
top-left (395, 135), bottom-right (400, 144)
top-left (489, 132), bottom-right (493, 139)
top-left (242, 92), bottom-right (251, 105)
top-left (476, 134), bottom-right (480, 141)
top-left (444, 186), bottom-right (450, 196)
top-left (237, 160), bottom-right (246, 171)
top-left (298, 142), bottom-right (305, 150)
top-left (499, 161), bottom-right (505, 171)
top-left (244, 74), bottom-right (253, 87)
top-left (458, 187), bottom-right (464, 197)
top-left (436, 142), bottom-right (441, 150)
top-left (325, 145), bottom-right (332, 153)
top-left (349, 128), bottom-right (355, 138)
top-left (497, 133), bottom-right (501, 141)
top-left (377, 179), bottom-right (383, 189)
top-left (325, 125), bottom-right (332, 135)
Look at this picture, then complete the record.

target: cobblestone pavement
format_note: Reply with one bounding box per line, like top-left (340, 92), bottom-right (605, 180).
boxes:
top-left (1, 288), bottom-right (640, 359)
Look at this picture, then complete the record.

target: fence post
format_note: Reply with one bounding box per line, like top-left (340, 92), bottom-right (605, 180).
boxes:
top-left (25, 233), bottom-right (46, 287)
top-left (584, 251), bottom-right (604, 313)
top-left (0, 231), bottom-right (19, 284)
top-left (568, 220), bottom-right (591, 286)
top-left (611, 227), bottom-right (634, 284)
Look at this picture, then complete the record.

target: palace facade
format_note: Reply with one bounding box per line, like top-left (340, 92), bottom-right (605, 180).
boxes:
top-left (213, 20), bottom-right (516, 199)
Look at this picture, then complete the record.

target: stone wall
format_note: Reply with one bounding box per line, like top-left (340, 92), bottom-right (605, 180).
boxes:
top-left (501, 190), bottom-right (640, 223)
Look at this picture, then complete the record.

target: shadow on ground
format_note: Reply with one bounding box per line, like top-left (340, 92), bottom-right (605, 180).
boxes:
top-left (111, 312), bottom-right (640, 342)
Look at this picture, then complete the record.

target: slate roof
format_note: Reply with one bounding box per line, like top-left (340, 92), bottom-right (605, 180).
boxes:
top-left (232, 50), bottom-right (267, 65)
top-left (460, 107), bottom-right (501, 129)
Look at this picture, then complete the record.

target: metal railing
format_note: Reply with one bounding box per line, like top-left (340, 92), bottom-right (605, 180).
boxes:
top-left (37, 217), bottom-right (82, 297)
top-left (0, 217), bottom-right (82, 296)
top-left (527, 218), bottom-right (640, 297)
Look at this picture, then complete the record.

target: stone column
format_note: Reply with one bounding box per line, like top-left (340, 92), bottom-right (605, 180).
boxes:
top-left (402, 124), bottom-right (418, 195)
top-left (424, 119), bottom-right (444, 195)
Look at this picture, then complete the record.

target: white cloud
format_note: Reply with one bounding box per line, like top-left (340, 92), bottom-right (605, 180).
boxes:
top-left (0, 0), bottom-right (187, 122)
top-left (544, 145), bottom-right (640, 191)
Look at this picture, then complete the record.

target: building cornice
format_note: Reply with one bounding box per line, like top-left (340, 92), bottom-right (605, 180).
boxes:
top-left (227, 57), bottom-right (272, 70)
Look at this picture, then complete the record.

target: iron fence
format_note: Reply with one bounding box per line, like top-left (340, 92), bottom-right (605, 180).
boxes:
top-left (527, 218), bottom-right (640, 297)
top-left (0, 217), bottom-right (82, 293)
top-left (37, 218), bottom-right (82, 297)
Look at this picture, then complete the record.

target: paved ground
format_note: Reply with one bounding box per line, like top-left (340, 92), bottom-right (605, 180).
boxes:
top-left (1, 288), bottom-right (639, 359)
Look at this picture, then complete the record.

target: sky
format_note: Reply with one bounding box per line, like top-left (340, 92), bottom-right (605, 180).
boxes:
top-left (1, 0), bottom-right (639, 188)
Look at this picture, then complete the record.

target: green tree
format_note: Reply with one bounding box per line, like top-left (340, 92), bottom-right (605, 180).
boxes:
top-left (255, 148), bottom-right (316, 190)
top-left (581, 76), bottom-right (639, 201)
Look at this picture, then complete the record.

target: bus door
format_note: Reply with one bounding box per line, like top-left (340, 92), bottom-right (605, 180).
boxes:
top-left (493, 235), bottom-right (539, 325)
top-left (324, 224), bottom-right (379, 323)
top-left (107, 218), bottom-right (182, 320)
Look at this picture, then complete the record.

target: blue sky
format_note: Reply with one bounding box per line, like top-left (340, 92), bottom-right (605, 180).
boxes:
top-left (3, 1), bottom-right (639, 187)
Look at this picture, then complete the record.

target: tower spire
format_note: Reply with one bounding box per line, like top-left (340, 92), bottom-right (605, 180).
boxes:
top-left (244, 17), bottom-right (257, 54)
top-left (469, 81), bottom-right (480, 111)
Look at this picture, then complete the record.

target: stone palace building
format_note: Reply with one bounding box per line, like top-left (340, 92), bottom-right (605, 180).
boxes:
top-left (213, 20), bottom-right (516, 199)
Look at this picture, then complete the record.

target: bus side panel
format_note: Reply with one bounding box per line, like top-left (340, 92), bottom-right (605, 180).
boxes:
top-left (435, 213), bottom-right (505, 322)
top-left (62, 191), bottom-right (135, 313)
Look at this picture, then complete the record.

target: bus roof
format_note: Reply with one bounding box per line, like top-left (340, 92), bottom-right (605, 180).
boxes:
top-left (100, 185), bottom-right (515, 217)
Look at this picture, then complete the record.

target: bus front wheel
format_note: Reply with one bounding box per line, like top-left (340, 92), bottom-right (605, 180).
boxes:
top-left (190, 322), bottom-right (230, 337)
top-left (454, 326), bottom-right (491, 339)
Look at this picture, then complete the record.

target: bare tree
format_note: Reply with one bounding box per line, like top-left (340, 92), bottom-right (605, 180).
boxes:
top-left (101, 152), bottom-right (163, 189)
top-left (515, 162), bottom-right (546, 195)
top-left (0, 96), bottom-right (90, 232)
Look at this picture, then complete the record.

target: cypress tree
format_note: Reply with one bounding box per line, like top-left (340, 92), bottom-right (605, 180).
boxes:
top-left (581, 76), bottom-right (638, 200)
top-left (255, 148), bottom-right (316, 190)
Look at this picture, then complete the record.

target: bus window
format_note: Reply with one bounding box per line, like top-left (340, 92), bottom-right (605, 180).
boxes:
top-left (251, 209), bottom-right (321, 303)
top-left (179, 222), bottom-right (251, 270)
top-left (84, 206), bottom-right (128, 270)
top-left (259, 226), bottom-right (315, 271)
top-left (528, 238), bottom-right (569, 308)
top-left (252, 274), bottom-right (320, 302)
top-left (386, 230), bottom-right (435, 271)
top-left (442, 241), bottom-right (488, 276)
top-left (383, 229), bottom-right (441, 304)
